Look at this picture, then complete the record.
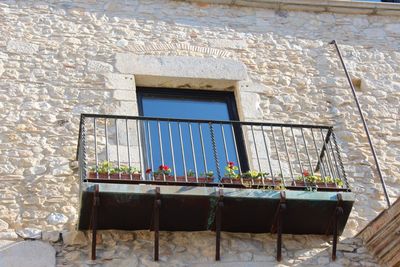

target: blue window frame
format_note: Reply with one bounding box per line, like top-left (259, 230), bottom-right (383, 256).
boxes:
top-left (137, 87), bottom-right (249, 179)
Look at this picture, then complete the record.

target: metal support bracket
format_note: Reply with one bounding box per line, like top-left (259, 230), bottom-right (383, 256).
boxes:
top-left (152, 187), bottom-right (161, 261)
top-left (332, 193), bottom-right (344, 261)
top-left (271, 191), bottom-right (287, 262)
top-left (91, 185), bottom-right (100, 260)
top-left (215, 189), bottom-right (224, 261)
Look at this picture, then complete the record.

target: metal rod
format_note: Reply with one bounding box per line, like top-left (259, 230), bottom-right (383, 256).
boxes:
top-left (330, 39), bottom-right (390, 207)
top-left (127, 120), bottom-right (132, 180)
top-left (91, 185), bottom-right (99, 260)
top-left (271, 126), bottom-right (284, 185)
top-left (230, 125), bottom-right (242, 175)
top-left (311, 129), bottom-right (327, 185)
top-left (301, 128), bottom-right (314, 176)
top-left (199, 123), bottom-right (208, 174)
top-left (135, 120), bottom-right (143, 181)
top-left (115, 119), bottom-right (121, 179)
top-left (143, 120), bottom-right (151, 180)
top-left (320, 129), bottom-right (335, 180)
top-left (105, 118), bottom-right (110, 179)
top-left (80, 113), bottom-right (333, 130)
top-left (261, 125), bottom-right (274, 182)
top-left (332, 131), bottom-right (349, 189)
top-left (154, 187), bottom-right (161, 261)
top-left (215, 189), bottom-right (223, 261)
top-left (329, 137), bottom-right (341, 181)
top-left (189, 123), bottom-right (198, 180)
top-left (281, 127), bottom-right (294, 183)
top-left (251, 125), bottom-right (262, 173)
top-left (178, 123), bottom-right (187, 181)
top-left (93, 118), bottom-right (98, 179)
top-left (220, 124), bottom-right (229, 165)
top-left (291, 127), bottom-right (305, 185)
top-left (147, 121), bottom-right (155, 178)
top-left (168, 122), bottom-right (177, 181)
top-left (157, 121), bottom-right (165, 181)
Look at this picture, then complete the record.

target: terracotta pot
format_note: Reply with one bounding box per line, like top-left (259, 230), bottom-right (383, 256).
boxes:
top-left (89, 172), bottom-right (119, 179)
top-left (154, 175), bottom-right (175, 181)
top-left (221, 178), bottom-right (241, 184)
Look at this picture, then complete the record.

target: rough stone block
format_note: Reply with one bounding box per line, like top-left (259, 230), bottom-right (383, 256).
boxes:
top-left (115, 54), bottom-right (248, 81)
top-left (87, 60), bottom-right (113, 73)
top-left (105, 73), bottom-right (135, 90)
top-left (16, 228), bottom-right (42, 240)
top-left (7, 40), bottom-right (39, 54)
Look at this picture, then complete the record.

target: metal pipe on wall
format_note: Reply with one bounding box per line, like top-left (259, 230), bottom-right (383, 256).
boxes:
top-left (329, 40), bottom-right (391, 208)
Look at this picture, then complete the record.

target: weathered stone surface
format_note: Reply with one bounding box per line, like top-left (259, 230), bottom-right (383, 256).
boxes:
top-left (0, 1), bottom-right (396, 266)
top-left (104, 73), bottom-right (136, 90)
top-left (16, 228), bottom-right (42, 240)
top-left (6, 40), bottom-right (39, 54)
top-left (0, 219), bottom-right (9, 231)
top-left (0, 241), bottom-right (55, 267)
top-left (47, 213), bottom-right (68, 225)
top-left (87, 60), bottom-right (113, 73)
top-left (0, 60), bottom-right (4, 77)
top-left (115, 54), bottom-right (248, 81)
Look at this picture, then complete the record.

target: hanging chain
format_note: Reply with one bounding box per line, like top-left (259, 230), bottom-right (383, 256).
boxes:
top-left (209, 122), bottom-right (221, 180)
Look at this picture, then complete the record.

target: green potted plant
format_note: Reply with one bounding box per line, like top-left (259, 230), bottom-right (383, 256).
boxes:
top-left (199, 170), bottom-right (214, 183)
top-left (117, 165), bottom-right (141, 180)
top-left (154, 164), bottom-right (173, 181)
top-left (221, 162), bottom-right (240, 184)
top-left (89, 161), bottom-right (118, 179)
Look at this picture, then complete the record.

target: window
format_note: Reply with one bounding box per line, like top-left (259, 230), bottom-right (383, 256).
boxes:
top-left (137, 87), bottom-right (249, 179)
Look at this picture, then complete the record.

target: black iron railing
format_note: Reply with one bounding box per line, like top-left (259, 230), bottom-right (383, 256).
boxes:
top-left (77, 114), bottom-right (349, 190)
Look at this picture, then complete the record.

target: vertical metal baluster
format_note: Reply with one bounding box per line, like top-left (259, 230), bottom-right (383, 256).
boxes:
top-left (115, 119), bottom-right (121, 179)
top-left (301, 128), bottom-right (314, 176)
top-left (332, 131), bottom-right (348, 189)
top-left (251, 125), bottom-right (262, 173)
top-left (126, 120), bottom-right (132, 180)
top-left (135, 120), bottom-right (144, 181)
top-left (143, 120), bottom-right (150, 180)
top-left (147, 121), bottom-right (155, 180)
top-left (189, 123), bottom-right (198, 181)
top-left (291, 128), bottom-right (305, 185)
top-left (311, 129), bottom-right (327, 185)
top-left (231, 124), bottom-right (242, 176)
top-left (93, 118), bottom-right (98, 179)
top-left (105, 118), bottom-right (110, 179)
top-left (329, 137), bottom-right (341, 181)
top-left (157, 121), bottom-right (165, 181)
top-left (320, 129), bottom-right (335, 181)
top-left (261, 125), bottom-right (274, 185)
top-left (220, 124), bottom-right (229, 165)
top-left (168, 122), bottom-right (177, 181)
top-left (271, 126), bottom-right (284, 185)
top-left (281, 127), bottom-right (294, 184)
top-left (178, 123), bottom-right (187, 182)
top-left (199, 123), bottom-right (208, 175)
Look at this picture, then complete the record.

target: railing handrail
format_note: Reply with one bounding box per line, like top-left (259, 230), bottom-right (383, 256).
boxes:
top-left (79, 113), bottom-right (334, 129)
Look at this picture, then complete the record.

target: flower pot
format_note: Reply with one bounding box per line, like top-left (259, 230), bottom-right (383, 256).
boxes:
top-left (89, 172), bottom-right (119, 179)
top-left (154, 175), bottom-right (175, 181)
top-left (221, 178), bottom-right (241, 184)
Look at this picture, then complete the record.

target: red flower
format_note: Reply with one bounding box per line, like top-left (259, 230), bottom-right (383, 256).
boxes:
top-left (158, 165), bottom-right (170, 171)
top-left (302, 170), bottom-right (310, 177)
top-left (146, 168), bottom-right (152, 174)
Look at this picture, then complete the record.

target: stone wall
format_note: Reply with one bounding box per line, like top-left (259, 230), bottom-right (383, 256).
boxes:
top-left (0, 0), bottom-right (399, 266)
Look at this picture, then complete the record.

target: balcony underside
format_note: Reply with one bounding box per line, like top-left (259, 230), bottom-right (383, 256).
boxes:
top-left (78, 182), bottom-right (354, 235)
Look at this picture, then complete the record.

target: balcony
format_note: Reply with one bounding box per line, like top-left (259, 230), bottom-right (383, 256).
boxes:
top-left (76, 114), bottom-right (354, 261)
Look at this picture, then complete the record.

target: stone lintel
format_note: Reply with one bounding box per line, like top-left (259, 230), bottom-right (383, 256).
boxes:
top-left (115, 54), bottom-right (248, 81)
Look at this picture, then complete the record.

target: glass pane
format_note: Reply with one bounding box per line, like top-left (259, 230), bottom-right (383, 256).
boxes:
top-left (141, 94), bottom-right (240, 180)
